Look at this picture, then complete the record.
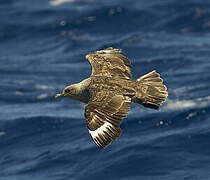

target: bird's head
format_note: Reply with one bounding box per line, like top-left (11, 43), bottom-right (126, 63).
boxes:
top-left (54, 84), bottom-right (78, 99)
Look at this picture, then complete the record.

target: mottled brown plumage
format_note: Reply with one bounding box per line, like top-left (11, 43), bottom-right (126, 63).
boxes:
top-left (55, 47), bottom-right (168, 148)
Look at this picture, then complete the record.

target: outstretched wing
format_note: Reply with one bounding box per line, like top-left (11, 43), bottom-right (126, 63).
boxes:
top-left (85, 47), bottom-right (132, 79)
top-left (85, 89), bottom-right (131, 148)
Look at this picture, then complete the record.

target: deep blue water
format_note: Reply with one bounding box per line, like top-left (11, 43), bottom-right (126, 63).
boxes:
top-left (1, 0), bottom-right (210, 179)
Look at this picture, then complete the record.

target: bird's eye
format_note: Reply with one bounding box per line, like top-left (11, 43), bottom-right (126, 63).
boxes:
top-left (64, 89), bottom-right (70, 93)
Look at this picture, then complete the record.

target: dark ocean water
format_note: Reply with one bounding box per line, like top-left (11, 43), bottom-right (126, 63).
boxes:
top-left (1, 0), bottom-right (210, 179)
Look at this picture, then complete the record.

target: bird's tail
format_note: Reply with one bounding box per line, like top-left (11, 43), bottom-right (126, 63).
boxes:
top-left (134, 71), bottom-right (168, 109)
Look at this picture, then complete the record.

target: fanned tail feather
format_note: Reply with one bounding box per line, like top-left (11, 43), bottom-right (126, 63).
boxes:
top-left (135, 70), bottom-right (168, 109)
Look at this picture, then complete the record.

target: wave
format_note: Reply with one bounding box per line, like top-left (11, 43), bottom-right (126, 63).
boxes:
top-left (1, 106), bottom-right (209, 180)
top-left (49, 0), bottom-right (76, 6)
top-left (1, 0), bottom-right (210, 179)
top-left (1, 1), bottom-right (210, 44)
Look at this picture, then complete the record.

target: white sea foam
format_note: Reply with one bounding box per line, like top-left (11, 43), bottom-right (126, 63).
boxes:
top-left (165, 100), bottom-right (197, 110)
top-left (35, 85), bottom-right (54, 90)
top-left (15, 91), bottom-right (24, 95)
top-left (163, 96), bottom-right (210, 110)
top-left (0, 132), bottom-right (6, 136)
top-left (37, 93), bottom-right (49, 100)
top-left (49, 0), bottom-right (94, 6)
top-left (49, 0), bottom-right (75, 6)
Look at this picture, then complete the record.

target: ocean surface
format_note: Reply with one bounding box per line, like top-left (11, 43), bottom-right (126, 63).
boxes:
top-left (1, 0), bottom-right (210, 179)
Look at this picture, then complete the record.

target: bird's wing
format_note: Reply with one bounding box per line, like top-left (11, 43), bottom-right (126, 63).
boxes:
top-left (85, 47), bottom-right (132, 79)
top-left (85, 89), bottom-right (131, 148)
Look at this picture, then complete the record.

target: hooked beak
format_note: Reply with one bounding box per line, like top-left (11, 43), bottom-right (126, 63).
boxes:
top-left (54, 93), bottom-right (64, 98)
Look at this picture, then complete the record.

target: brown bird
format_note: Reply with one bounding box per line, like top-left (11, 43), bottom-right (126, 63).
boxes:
top-left (55, 47), bottom-right (168, 148)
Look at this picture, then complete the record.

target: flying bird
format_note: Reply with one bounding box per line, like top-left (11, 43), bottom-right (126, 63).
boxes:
top-left (55, 47), bottom-right (168, 148)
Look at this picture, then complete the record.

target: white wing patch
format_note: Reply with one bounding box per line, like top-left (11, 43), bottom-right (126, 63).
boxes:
top-left (88, 121), bottom-right (121, 148)
top-left (88, 121), bottom-right (112, 139)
